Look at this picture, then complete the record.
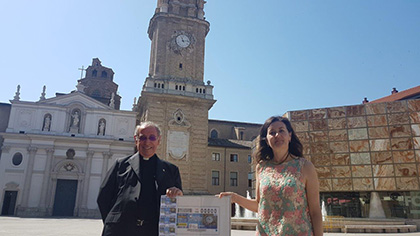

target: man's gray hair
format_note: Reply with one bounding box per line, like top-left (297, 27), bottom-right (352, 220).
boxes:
top-left (134, 121), bottom-right (161, 137)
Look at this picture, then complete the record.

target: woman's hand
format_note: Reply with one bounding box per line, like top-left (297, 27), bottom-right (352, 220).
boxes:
top-left (216, 192), bottom-right (237, 203)
top-left (166, 187), bottom-right (183, 198)
top-left (217, 192), bottom-right (258, 213)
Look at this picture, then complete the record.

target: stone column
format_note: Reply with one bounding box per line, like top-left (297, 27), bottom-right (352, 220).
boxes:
top-left (80, 150), bottom-right (94, 209)
top-left (47, 178), bottom-right (57, 211)
top-left (369, 191), bottom-right (386, 218)
top-left (101, 152), bottom-right (113, 181)
top-left (74, 175), bottom-right (84, 216)
top-left (21, 147), bottom-right (38, 208)
top-left (39, 148), bottom-right (54, 210)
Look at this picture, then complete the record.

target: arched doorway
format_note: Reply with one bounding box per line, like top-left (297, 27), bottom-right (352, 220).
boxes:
top-left (51, 161), bottom-right (82, 217)
top-left (52, 179), bottom-right (78, 216)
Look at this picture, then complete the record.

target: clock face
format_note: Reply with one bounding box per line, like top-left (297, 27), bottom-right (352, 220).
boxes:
top-left (176, 34), bottom-right (190, 48)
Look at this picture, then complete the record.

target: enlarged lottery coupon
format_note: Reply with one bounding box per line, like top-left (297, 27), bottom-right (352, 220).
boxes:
top-left (159, 195), bottom-right (231, 236)
top-left (159, 196), bottom-right (177, 236)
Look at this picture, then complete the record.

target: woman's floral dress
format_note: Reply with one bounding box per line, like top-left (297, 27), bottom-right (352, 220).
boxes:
top-left (257, 157), bottom-right (313, 236)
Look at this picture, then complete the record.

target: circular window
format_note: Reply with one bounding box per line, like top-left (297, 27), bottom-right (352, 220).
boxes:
top-left (12, 153), bottom-right (23, 166)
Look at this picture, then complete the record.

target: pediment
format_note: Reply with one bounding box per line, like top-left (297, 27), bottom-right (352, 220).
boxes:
top-left (37, 91), bottom-right (112, 110)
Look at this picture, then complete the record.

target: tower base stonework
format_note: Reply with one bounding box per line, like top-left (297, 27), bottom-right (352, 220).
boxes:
top-left (138, 92), bottom-right (215, 194)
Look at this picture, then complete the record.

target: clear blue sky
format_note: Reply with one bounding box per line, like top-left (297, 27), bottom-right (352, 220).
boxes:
top-left (1, 1), bottom-right (419, 124)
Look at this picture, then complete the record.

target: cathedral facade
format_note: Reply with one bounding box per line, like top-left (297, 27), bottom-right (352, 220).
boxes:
top-left (0, 60), bottom-right (136, 217)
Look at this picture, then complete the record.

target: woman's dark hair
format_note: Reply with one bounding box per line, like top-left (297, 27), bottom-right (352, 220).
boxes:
top-left (254, 116), bottom-right (303, 163)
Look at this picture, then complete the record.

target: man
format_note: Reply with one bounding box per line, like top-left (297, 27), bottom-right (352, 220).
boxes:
top-left (97, 121), bottom-right (183, 236)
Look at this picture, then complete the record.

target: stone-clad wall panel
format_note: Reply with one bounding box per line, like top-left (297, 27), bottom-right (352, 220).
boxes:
top-left (327, 107), bottom-right (346, 118)
top-left (408, 100), bottom-right (420, 111)
top-left (410, 112), bottom-right (420, 123)
top-left (332, 178), bottom-right (352, 191)
top-left (353, 178), bottom-right (373, 191)
top-left (294, 98), bottom-right (420, 192)
top-left (371, 151), bottom-right (393, 164)
top-left (366, 103), bottom-right (386, 115)
top-left (393, 151), bottom-right (416, 163)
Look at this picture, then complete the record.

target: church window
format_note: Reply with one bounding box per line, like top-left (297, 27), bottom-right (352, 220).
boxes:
top-left (179, 63), bottom-right (183, 69)
top-left (101, 71), bottom-right (107, 78)
top-left (12, 153), bottom-right (23, 166)
top-left (210, 129), bottom-right (218, 138)
top-left (183, 86), bottom-right (185, 91)
top-left (154, 83), bottom-right (157, 88)
top-left (162, 84), bottom-right (164, 89)
top-left (196, 88), bottom-right (198, 93)
top-left (203, 89), bottom-right (206, 94)
top-left (158, 83), bottom-right (161, 88)
top-left (92, 70), bottom-right (97, 77)
top-left (199, 88), bottom-right (202, 93)
top-left (176, 85), bottom-right (178, 90)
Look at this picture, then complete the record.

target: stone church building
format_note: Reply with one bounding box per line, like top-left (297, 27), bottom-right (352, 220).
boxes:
top-left (0, 60), bottom-right (137, 217)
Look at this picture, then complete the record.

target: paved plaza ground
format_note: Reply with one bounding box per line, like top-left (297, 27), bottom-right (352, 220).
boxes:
top-left (1, 216), bottom-right (420, 236)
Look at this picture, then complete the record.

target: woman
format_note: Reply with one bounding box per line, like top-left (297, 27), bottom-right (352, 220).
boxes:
top-left (219, 116), bottom-right (323, 236)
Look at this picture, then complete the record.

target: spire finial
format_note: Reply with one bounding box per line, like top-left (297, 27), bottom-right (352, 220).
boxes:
top-left (109, 92), bottom-right (115, 108)
top-left (40, 85), bottom-right (46, 100)
top-left (13, 85), bottom-right (21, 101)
top-left (76, 81), bottom-right (85, 92)
top-left (132, 97), bottom-right (137, 111)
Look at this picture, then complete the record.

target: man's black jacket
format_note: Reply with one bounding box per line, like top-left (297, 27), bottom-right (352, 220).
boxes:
top-left (97, 153), bottom-right (182, 235)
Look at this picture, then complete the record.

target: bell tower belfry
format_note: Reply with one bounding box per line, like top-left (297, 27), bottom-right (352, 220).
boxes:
top-left (137, 0), bottom-right (215, 194)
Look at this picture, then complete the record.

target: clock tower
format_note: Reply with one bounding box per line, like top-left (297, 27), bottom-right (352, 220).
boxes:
top-left (137, 0), bottom-right (215, 194)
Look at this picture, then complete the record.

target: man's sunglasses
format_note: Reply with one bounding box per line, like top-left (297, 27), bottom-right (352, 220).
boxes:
top-left (137, 135), bottom-right (158, 142)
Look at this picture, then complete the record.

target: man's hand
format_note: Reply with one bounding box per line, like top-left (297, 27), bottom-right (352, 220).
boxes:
top-left (166, 187), bottom-right (183, 198)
